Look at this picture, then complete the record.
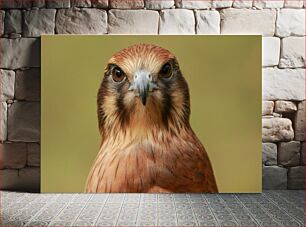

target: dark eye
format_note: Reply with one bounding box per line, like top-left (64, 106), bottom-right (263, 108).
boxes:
top-left (159, 63), bottom-right (172, 78)
top-left (112, 67), bottom-right (126, 82)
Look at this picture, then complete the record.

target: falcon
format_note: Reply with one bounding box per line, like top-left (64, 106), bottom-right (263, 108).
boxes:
top-left (85, 44), bottom-right (218, 193)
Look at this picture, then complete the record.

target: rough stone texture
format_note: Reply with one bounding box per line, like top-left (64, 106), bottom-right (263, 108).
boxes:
top-left (56, 8), bottom-right (107, 34)
top-left (280, 37), bottom-right (305, 68)
top-left (0, 0), bottom-right (32, 9)
top-left (0, 69), bottom-right (15, 102)
top-left (288, 166), bottom-right (304, 189)
top-left (278, 141), bottom-right (301, 167)
top-left (220, 9), bottom-right (276, 36)
top-left (8, 102), bottom-right (40, 142)
top-left (284, 0), bottom-right (304, 8)
top-left (46, 0), bottom-right (70, 8)
top-left (4, 10), bottom-right (22, 35)
top-left (160, 9), bottom-right (195, 34)
top-left (232, 0), bottom-right (252, 8)
top-left (253, 0), bottom-right (284, 8)
top-left (262, 118), bottom-right (294, 142)
top-left (262, 101), bottom-right (274, 115)
top-left (262, 143), bottom-right (277, 165)
top-left (108, 10), bottom-right (159, 34)
top-left (0, 168), bottom-right (40, 192)
top-left (110, 0), bottom-right (144, 9)
top-left (262, 37), bottom-right (280, 66)
top-left (32, 0), bottom-right (46, 8)
top-left (71, 0), bottom-right (92, 7)
top-left (23, 9), bottom-right (56, 37)
top-left (15, 69), bottom-right (41, 101)
top-left (91, 0), bottom-right (108, 8)
top-left (175, 0), bottom-right (212, 9)
top-left (262, 68), bottom-right (305, 101)
top-left (195, 10), bottom-right (220, 34)
top-left (276, 9), bottom-right (305, 37)
top-left (294, 101), bottom-right (305, 141)
top-left (212, 0), bottom-right (233, 8)
top-left (262, 166), bottom-right (287, 189)
top-left (0, 143), bottom-right (27, 169)
top-left (0, 38), bottom-right (40, 69)
top-left (0, 10), bottom-right (4, 35)
top-left (27, 143), bottom-right (40, 167)
top-left (1, 102), bottom-right (7, 142)
top-left (145, 0), bottom-right (175, 9)
top-left (274, 101), bottom-right (297, 113)
top-left (301, 142), bottom-right (305, 165)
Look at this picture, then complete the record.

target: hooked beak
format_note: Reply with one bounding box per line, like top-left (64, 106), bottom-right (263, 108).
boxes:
top-left (128, 70), bottom-right (158, 106)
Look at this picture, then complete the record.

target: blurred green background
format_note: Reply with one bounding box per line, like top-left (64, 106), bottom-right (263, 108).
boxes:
top-left (41, 35), bottom-right (262, 193)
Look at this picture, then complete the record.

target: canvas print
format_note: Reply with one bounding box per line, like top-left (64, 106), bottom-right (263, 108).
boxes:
top-left (41, 36), bottom-right (261, 193)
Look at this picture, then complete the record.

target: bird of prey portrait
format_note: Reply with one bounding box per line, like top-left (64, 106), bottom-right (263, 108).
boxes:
top-left (85, 43), bottom-right (218, 193)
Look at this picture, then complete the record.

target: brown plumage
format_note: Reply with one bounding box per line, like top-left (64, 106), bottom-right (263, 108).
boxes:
top-left (85, 44), bottom-right (218, 193)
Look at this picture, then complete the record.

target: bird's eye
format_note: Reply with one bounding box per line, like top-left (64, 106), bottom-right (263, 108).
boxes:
top-left (112, 67), bottom-right (126, 82)
top-left (159, 63), bottom-right (172, 78)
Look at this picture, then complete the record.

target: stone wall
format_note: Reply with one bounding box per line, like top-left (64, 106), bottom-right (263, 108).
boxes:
top-left (0, 0), bottom-right (305, 192)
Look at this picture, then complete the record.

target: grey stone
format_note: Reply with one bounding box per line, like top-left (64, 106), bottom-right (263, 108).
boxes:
top-left (253, 0), bottom-right (284, 8)
top-left (71, 0), bottom-right (92, 7)
top-left (110, 0), bottom-right (144, 8)
top-left (4, 9), bottom-right (22, 34)
top-left (212, 0), bottom-right (233, 8)
top-left (220, 8), bottom-right (276, 36)
top-left (262, 166), bottom-right (287, 189)
top-left (8, 102), bottom-right (40, 142)
top-left (0, 0), bottom-right (32, 9)
top-left (23, 9), bottom-right (56, 37)
top-left (108, 10), bottom-right (159, 34)
top-left (276, 9), bottom-right (305, 37)
top-left (0, 143), bottom-right (27, 169)
top-left (46, 0), bottom-right (70, 8)
top-left (159, 9), bottom-right (195, 34)
top-left (263, 68), bottom-right (305, 101)
top-left (232, 0), bottom-right (252, 8)
top-left (15, 69), bottom-right (41, 101)
top-left (0, 38), bottom-right (40, 69)
top-left (91, 0), bottom-right (108, 8)
top-left (288, 166), bottom-right (304, 189)
top-left (56, 8), bottom-right (107, 34)
top-left (274, 101), bottom-right (297, 113)
top-left (145, 0), bottom-right (175, 9)
top-left (294, 101), bottom-right (305, 141)
top-left (301, 142), bottom-right (305, 165)
top-left (0, 10), bottom-right (4, 35)
top-left (262, 101), bottom-right (274, 115)
top-left (280, 37), bottom-right (305, 68)
top-left (32, 0), bottom-right (46, 8)
top-left (262, 118), bottom-right (294, 142)
top-left (278, 141), bottom-right (301, 167)
top-left (0, 102), bottom-right (7, 142)
top-left (27, 143), bottom-right (40, 167)
top-left (262, 143), bottom-right (277, 166)
top-left (195, 10), bottom-right (220, 34)
top-left (262, 37), bottom-right (280, 66)
top-left (175, 0), bottom-right (212, 9)
top-left (0, 69), bottom-right (15, 102)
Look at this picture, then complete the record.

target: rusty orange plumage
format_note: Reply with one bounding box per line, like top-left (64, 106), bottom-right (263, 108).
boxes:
top-left (85, 44), bottom-right (218, 193)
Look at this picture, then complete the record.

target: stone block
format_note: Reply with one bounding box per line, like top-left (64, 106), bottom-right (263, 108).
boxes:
top-left (278, 141), bottom-right (301, 166)
top-left (263, 166), bottom-right (287, 189)
top-left (284, 0), bottom-right (304, 8)
top-left (274, 101), bottom-right (297, 113)
top-left (4, 9), bottom-right (22, 34)
top-left (32, 0), bottom-right (46, 8)
top-left (262, 37), bottom-right (280, 66)
top-left (262, 101), bottom-right (274, 115)
top-left (0, 102), bottom-right (7, 142)
top-left (27, 143), bottom-right (40, 167)
top-left (0, 143), bottom-right (27, 169)
top-left (145, 0), bottom-right (175, 9)
top-left (280, 37), bottom-right (305, 68)
top-left (109, 10), bottom-right (159, 34)
top-left (110, 0), bottom-right (144, 8)
top-left (0, 69), bottom-right (15, 102)
top-left (0, 10), bottom-right (4, 35)
top-left (262, 118), bottom-right (294, 142)
top-left (220, 9), bottom-right (276, 36)
top-left (159, 9), bottom-right (195, 34)
top-left (232, 0), bottom-right (253, 8)
top-left (0, 38), bottom-right (40, 69)
top-left (276, 9), bottom-right (305, 37)
top-left (8, 102), bottom-right (40, 142)
top-left (253, 0), bottom-right (284, 8)
top-left (262, 143), bottom-right (277, 165)
top-left (294, 101), bottom-right (305, 141)
top-left (175, 0), bottom-right (212, 9)
top-left (0, 0), bottom-right (32, 9)
top-left (212, 0), bottom-right (232, 8)
top-left (23, 9), bottom-right (56, 37)
top-left (56, 8), bottom-right (107, 34)
top-left (301, 142), bottom-right (305, 165)
top-left (262, 68), bottom-right (305, 101)
top-left (195, 10), bottom-right (220, 34)
top-left (91, 0), bottom-right (108, 8)
top-left (71, 0), bottom-right (91, 7)
top-left (288, 166), bottom-right (304, 189)
top-left (15, 69), bottom-right (41, 101)
top-left (46, 0), bottom-right (70, 8)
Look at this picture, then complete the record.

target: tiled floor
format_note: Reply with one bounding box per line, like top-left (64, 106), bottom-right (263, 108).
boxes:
top-left (1, 190), bottom-right (304, 226)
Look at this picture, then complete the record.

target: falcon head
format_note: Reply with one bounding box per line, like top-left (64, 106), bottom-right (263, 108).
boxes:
top-left (98, 44), bottom-right (191, 136)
